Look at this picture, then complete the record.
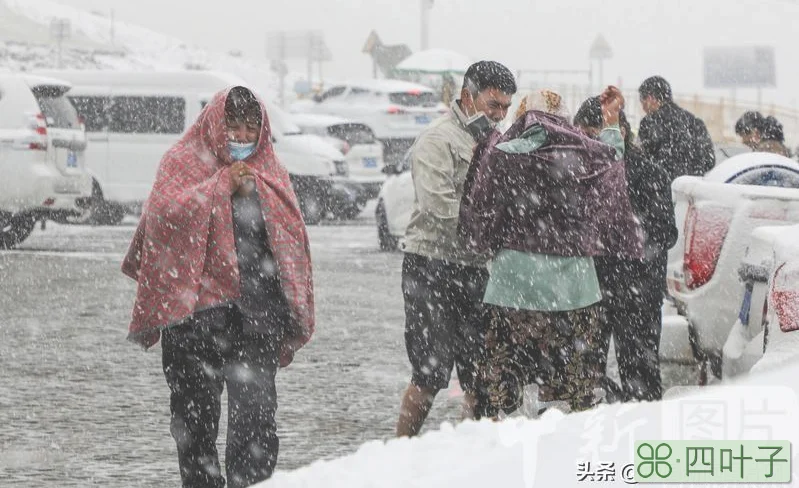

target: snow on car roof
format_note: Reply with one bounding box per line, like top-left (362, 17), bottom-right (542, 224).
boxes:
top-left (290, 113), bottom-right (351, 127)
top-left (345, 79), bottom-right (436, 94)
top-left (772, 224), bottom-right (799, 259)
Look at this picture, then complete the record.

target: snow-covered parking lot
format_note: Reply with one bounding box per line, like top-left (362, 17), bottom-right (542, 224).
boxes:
top-left (1, 212), bottom-right (696, 487)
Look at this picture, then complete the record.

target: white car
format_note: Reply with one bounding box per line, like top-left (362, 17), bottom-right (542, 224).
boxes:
top-left (667, 152), bottom-right (799, 381)
top-left (34, 70), bottom-right (352, 226)
top-left (751, 225), bottom-right (799, 374)
top-left (722, 224), bottom-right (797, 378)
top-left (291, 113), bottom-right (386, 199)
top-left (375, 149), bottom-right (414, 251)
top-left (289, 79), bottom-right (446, 159)
top-left (0, 73), bottom-right (91, 248)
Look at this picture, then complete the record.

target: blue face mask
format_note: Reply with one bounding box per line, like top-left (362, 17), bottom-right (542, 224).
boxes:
top-left (228, 141), bottom-right (256, 161)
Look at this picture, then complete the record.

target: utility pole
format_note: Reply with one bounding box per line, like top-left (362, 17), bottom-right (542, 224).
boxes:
top-left (50, 18), bottom-right (71, 69)
top-left (420, 0), bottom-right (433, 51)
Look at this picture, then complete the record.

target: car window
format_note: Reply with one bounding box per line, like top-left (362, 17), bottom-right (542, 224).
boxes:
top-left (730, 167), bottom-right (799, 188)
top-left (328, 123), bottom-right (376, 145)
top-left (389, 91), bottom-right (439, 107)
top-left (69, 96), bottom-right (111, 132)
top-left (318, 86), bottom-right (347, 102)
top-left (32, 85), bottom-right (81, 129)
top-left (109, 96), bottom-right (186, 134)
top-left (348, 87), bottom-right (371, 97)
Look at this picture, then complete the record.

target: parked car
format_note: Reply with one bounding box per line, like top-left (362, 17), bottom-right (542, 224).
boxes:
top-left (290, 80), bottom-right (446, 161)
top-left (722, 224), bottom-right (795, 378)
top-left (33, 70), bottom-right (351, 225)
top-left (666, 152), bottom-right (799, 382)
top-left (375, 149), bottom-right (414, 251)
top-left (751, 226), bottom-right (799, 374)
top-left (0, 73), bottom-right (91, 248)
top-left (292, 112), bottom-right (386, 199)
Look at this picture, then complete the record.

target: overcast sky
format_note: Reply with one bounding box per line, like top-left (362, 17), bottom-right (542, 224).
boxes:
top-left (55, 0), bottom-right (799, 107)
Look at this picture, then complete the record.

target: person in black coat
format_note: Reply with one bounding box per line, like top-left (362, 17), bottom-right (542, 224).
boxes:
top-left (575, 97), bottom-right (678, 402)
top-left (638, 76), bottom-right (716, 181)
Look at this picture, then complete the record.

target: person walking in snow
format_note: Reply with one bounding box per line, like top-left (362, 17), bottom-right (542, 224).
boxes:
top-left (122, 86), bottom-right (314, 488)
top-left (395, 61), bottom-right (516, 437)
top-left (459, 87), bottom-right (643, 416)
top-left (638, 76), bottom-right (716, 180)
top-left (574, 97), bottom-right (678, 402)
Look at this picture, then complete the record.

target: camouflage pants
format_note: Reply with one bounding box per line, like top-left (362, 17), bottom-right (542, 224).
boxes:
top-left (483, 305), bottom-right (604, 416)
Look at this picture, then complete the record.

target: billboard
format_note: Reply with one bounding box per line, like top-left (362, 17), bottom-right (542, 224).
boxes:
top-left (703, 46), bottom-right (776, 89)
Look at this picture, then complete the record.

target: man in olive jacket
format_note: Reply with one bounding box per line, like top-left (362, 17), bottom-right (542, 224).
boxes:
top-left (396, 61), bottom-right (516, 437)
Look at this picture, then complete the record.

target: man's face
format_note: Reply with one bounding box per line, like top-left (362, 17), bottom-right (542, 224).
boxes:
top-left (741, 130), bottom-right (761, 149)
top-left (464, 87), bottom-right (513, 123)
top-left (640, 94), bottom-right (660, 115)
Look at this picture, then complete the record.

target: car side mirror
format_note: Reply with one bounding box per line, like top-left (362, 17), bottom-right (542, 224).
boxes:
top-left (312, 94), bottom-right (323, 103)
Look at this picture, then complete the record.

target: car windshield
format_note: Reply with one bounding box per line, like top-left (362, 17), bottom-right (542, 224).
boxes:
top-left (327, 123), bottom-right (375, 145)
top-left (32, 85), bottom-right (80, 129)
top-left (389, 91), bottom-right (439, 107)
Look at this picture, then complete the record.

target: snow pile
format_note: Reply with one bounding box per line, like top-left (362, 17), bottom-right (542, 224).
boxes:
top-left (261, 363), bottom-right (799, 487)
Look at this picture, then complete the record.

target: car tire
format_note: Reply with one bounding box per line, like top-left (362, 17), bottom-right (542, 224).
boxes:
top-left (66, 180), bottom-right (125, 226)
top-left (299, 192), bottom-right (324, 225)
top-left (93, 200), bottom-right (126, 226)
top-left (332, 203), bottom-right (364, 221)
top-left (376, 201), bottom-right (398, 252)
top-left (0, 212), bottom-right (36, 250)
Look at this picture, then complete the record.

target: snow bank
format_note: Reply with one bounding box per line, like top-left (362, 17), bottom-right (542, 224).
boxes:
top-left (260, 362), bottom-right (799, 487)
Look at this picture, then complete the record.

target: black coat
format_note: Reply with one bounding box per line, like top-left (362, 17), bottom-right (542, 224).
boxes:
top-left (638, 101), bottom-right (716, 181)
top-left (595, 144), bottom-right (677, 302)
top-left (624, 144), bottom-right (678, 256)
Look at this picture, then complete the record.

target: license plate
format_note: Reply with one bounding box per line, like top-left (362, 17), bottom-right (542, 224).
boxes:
top-left (415, 115), bottom-right (431, 124)
top-left (66, 151), bottom-right (78, 168)
top-left (738, 286), bottom-right (753, 327)
top-left (363, 157), bottom-right (377, 168)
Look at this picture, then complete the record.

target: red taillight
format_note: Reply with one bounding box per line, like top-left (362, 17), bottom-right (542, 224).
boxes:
top-left (340, 141), bottom-right (351, 155)
top-left (43, 198), bottom-right (55, 206)
top-left (387, 106), bottom-right (406, 115)
top-left (28, 113), bottom-right (47, 151)
top-left (772, 262), bottom-right (799, 332)
top-left (683, 203), bottom-right (733, 290)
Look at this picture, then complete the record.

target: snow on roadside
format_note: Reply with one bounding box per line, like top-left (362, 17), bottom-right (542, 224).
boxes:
top-left (259, 361), bottom-right (799, 488)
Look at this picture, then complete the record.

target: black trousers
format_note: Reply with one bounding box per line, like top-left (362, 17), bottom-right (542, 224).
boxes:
top-left (595, 253), bottom-right (667, 402)
top-left (162, 306), bottom-right (280, 488)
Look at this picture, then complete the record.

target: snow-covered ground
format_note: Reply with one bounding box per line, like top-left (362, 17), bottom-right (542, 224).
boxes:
top-left (0, 212), bottom-right (699, 487)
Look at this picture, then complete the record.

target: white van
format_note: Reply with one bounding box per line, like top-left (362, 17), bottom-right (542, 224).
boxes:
top-left (32, 70), bottom-right (347, 225)
top-left (0, 73), bottom-right (91, 248)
